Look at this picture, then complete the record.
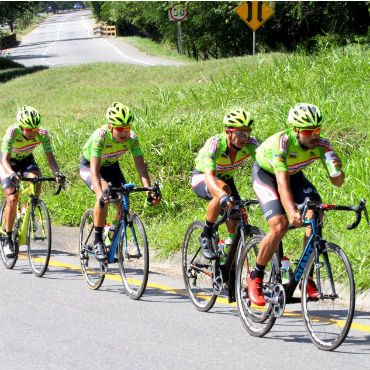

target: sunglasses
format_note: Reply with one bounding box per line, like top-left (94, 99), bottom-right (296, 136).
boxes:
top-left (296, 127), bottom-right (321, 136)
top-left (114, 126), bottom-right (130, 132)
top-left (228, 128), bottom-right (251, 139)
top-left (22, 127), bottom-right (39, 133)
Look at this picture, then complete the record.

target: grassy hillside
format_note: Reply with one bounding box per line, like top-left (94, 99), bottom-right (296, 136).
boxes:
top-left (0, 44), bottom-right (369, 289)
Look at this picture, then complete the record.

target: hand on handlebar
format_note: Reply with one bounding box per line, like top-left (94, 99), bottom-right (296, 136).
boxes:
top-left (289, 210), bottom-right (302, 227)
top-left (10, 172), bottom-right (21, 185)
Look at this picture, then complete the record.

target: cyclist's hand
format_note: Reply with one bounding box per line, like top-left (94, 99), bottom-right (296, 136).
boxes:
top-left (289, 210), bottom-right (302, 227)
top-left (219, 194), bottom-right (233, 210)
top-left (98, 194), bottom-right (108, 208)
top-left (147, 193), bottom-right (161, 206)
top-left (330, 153), bottom-right (342, 170)
top-left (10, 172), bottom-right (20, 185)
top-left (55, 172), bottom-right (66, 186)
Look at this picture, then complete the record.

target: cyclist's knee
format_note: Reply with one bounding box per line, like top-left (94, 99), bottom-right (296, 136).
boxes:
top-left (269, 216), bottom-right (289, 239)
top-left (6, 193), bottom-right (18, 207)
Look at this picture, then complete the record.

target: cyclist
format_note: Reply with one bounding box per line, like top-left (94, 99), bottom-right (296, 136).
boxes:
top-left (248, 103), bottom-right (345, 306)
top-left (191, 109), bottom-right (259, 260)
top-left (79, 102), bottom-right (161, 261)
top-left (0, 106), bottom-right (65, 258)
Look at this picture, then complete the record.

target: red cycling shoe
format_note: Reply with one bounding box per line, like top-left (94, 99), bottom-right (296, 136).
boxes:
top-left (247, 273), bottom-right (266, 306)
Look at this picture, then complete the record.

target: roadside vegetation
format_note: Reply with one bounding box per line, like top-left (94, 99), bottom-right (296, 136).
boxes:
top-left (0, 42), bottom-right (369, 290)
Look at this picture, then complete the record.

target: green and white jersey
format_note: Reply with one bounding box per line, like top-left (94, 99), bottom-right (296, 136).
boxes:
top-left (195, 133), bottom-right (259, 180)
top-left (1, 125), bottom-right (52, 161)
top-left (82, 124), bottom-right (143, 167)
top-left (256, 128), bottom-right (333, 175)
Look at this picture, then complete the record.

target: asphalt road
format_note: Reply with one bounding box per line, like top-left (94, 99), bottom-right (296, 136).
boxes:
top-left (7, 9), bottom-right (180, 67)
top-left (0, 225), bottom-right (369, 370)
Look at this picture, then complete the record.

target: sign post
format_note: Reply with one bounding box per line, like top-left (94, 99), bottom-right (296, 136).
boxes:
top-left (168, 4), bottom-right (188, 55)
top-left (235, 1), bottom-right (274, 55)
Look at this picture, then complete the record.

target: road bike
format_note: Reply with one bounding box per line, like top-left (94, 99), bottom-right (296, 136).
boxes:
top-left (0, 176), bottom-right (64, 277)
top-left (182, 198), bottom-right (264, 312)
top-left (235, 197), bottom-right (369, 351)
top-left (79, 182), bottom-right (161, 299)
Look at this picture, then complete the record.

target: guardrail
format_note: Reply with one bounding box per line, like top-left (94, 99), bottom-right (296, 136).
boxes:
top-left (93, 24), bottom-right (116, 38)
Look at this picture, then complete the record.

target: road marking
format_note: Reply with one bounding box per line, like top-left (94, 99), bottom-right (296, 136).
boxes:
top-left (19, 254), bottom-right (367, 334)
top-left (100, 38), bottom-right (156, 66)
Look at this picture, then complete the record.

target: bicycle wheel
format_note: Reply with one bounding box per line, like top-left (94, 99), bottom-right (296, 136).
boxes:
top-left (182, 220), bottom-right (217, 312)
top-left (236, 234), bottom-right (278, 336)
top-left (301, 242), bottom-right (355, 351)
top-left (79, 208), bottom-right (105, 290)
top-left (0, 198), bottom-right (19, 269)
top-left (27, 200), bottom-right (51, 277)
top-left (118, 213), bottom-right (149, 300)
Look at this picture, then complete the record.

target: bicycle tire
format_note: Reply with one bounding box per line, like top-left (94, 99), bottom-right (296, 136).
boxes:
top-left (236, 234), bottom-right (278, 337)
top-left (0, 198), bottom-right (19, 269)
top-left (118, 213), bottom-right (149, 300)
top-left (27, 200), bottom-right (51, 277)
top-left (79, 208), bottom-right (105, 290)
top-left (301, 242), bottom-right (355, 351)
top-left (182, 220), bottom-right (217, 312)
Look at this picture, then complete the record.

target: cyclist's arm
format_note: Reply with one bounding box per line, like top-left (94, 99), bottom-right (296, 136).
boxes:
top-left (133, 155), bottom-right (160, 205)
top-left (45, 152), bottom-right (61, 175)
top-left (1, 152), bottom-right (15, 176)
top-left (276, 170), bottom-right (301, 227)
top-left (204, 169), bottom-right (226, 198)
top-left (90, 156), bottom-right (104, 199)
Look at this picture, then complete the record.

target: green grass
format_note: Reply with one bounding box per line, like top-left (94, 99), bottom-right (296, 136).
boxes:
top-left (0, 44), bottom-right (369, 290)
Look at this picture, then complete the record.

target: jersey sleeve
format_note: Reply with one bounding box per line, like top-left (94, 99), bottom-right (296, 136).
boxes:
top-left (37, 128), bottom-right (53, 153)
top-left (246, 137), bottom-right (259, 160)
top-left (1, 126), bottom-right (17, 153)
top-left (128, 132), bottom-right (143, 157)
top-left (201, 136), bottom-right (222, 171)
top-left (89, 128), bottom-right (106, 158)
top-left (271, 132), bottom-right (289, 172)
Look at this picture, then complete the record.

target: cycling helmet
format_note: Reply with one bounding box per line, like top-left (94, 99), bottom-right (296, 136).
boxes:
top-left (288, 103), bottom-right (323, 128)
top-left (17, 105), bottom-right (41, 129)
top-left (106, 102), bottom-right (134, 126)
top-left (223, 109), bottom-right (253, 128)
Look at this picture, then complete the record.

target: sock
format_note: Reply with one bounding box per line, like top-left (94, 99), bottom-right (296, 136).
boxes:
top-left (201, 221), bottom-right (214, 238)
top-left (251, 263), bottom-right (265, 279)
top-left (94, 227), bottom-right (104, 244)
top-left (6, 232), bottom-right (12, 239)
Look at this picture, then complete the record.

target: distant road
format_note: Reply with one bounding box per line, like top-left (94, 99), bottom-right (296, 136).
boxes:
top-left (7, 9), bottom-right (180, 67)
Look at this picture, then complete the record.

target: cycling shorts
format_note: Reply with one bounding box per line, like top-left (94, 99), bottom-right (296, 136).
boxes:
top-left (191, 170), bottom-right (241, 201)
top-left (0, 154), bottom-right (41, 190)
top-left (252, 161), bottom-right (321, 221)
top-left (79, 155), bottom-right (126, 192)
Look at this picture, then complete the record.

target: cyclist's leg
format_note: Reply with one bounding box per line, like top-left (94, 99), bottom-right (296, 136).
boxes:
top-left (80, 156), bottom-right (108, 260)
top-left (250, 162), bottom-right (288, 305)
top-left (191, 170), bottom-right (230, 259)
top-left (22, 155), bottom-right (42, 197)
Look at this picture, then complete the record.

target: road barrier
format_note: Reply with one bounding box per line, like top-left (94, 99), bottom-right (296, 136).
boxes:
top-left (93, 24), bottom-right (116, 38)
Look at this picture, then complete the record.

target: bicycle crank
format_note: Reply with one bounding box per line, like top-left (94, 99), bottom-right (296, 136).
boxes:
top-left (264, 283), bottom-right (286, 318)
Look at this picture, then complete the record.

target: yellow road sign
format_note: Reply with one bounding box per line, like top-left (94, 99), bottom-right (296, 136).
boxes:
top-left (235, 1), bottom-right (274, 31)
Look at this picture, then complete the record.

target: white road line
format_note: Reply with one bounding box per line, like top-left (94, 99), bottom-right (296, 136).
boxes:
top-left (101, 38), bottom-right (156, 66)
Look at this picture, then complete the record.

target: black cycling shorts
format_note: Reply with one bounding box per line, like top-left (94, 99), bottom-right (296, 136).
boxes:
top-left (252, 161), bottom-right (321, 221)
top-left (79, 156), bottom-right (126, 192)
top-left (191, 170), bottom-right (241, 201)
top-left (0, 154), bottom-right (41, 190)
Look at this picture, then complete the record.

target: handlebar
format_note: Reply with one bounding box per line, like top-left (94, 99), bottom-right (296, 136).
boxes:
top-left (99, 181), bottom-right (162, 208)
top-left (296, 197), bottom-right (369, 230)
top-left (11, 175), bottom-right (65, 196)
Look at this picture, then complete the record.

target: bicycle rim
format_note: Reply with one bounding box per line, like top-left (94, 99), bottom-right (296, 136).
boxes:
top-left (182, 220), bottom-right (217, 312)
top-left (27, 200), bottom-right (51, 277)
top-left (236, 234), bottom-right (277, 336)
top-left (0, 198), bottom-right (18, 269)
top-left (119, 213), bottom-right (149, 300)
top-left (301, 242), bottom-right (355, 351)
top-left (79, 208), bottom-right (105, 290)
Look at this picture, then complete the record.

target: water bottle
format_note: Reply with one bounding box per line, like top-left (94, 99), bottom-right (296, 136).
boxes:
top-left (281, 256), bottom-right (290, 285)
top-left (108, 220), bottom-right (119, 240)
top-left (325, 151), bottom-right (341, 178)
top-left (224, 236), bottom-right (233, 256)
top-left (218, 240), bottom-right (226, 265)
top-left (104, 223), bottom-right (111, 246)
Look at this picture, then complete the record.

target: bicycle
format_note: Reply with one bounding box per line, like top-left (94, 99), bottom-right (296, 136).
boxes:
top-left (0, 175), bottom-right (64, 277)
top-left (235, 197), bottom-right (369, 351)
top-left (182, 198), bottom-right (264, 312)
top-left (79, 181), bottom-right (161, 299)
